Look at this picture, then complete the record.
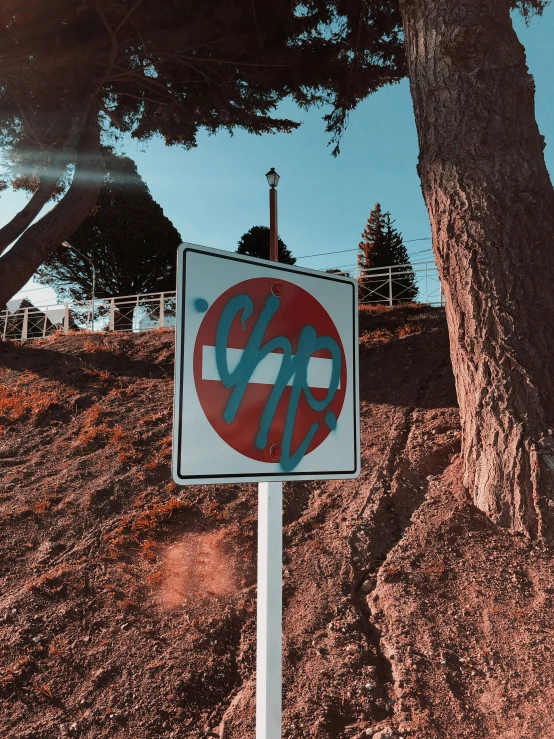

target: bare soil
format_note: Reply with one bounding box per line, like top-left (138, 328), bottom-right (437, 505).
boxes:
top-left (1, 305), bottom-right (553, 739)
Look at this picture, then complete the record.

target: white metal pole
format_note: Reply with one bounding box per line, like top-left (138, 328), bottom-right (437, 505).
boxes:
top-left (22, 307), bottom-right (29, 341)
top-left (91, 263), bottom-right (96, 333)
top-left (256, 481), bottom-right (283, 739)
top-left (159, 292), bottom-right (165, 328)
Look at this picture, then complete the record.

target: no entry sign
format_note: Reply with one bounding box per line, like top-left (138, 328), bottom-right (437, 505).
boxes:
top-left (172, 243), bottom-right (360, 484)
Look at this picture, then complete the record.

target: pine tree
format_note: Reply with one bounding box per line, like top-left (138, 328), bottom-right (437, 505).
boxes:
top-left (357, 204), bottom-right (418, 304)
top-left (36, 151), bottom-right (182, 329)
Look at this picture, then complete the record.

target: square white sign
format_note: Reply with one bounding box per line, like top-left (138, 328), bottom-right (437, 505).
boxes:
top-left (172, 243), bottom-right (360, 484)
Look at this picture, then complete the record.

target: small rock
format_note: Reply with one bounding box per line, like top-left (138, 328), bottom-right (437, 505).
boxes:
top-left (59, 725), bottom-right (69, 737)
top-left (374, 729), bottom-right (394, 739)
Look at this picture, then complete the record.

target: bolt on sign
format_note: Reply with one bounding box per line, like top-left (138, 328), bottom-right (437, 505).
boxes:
top-left (172, 243), bottom-right (360, 484)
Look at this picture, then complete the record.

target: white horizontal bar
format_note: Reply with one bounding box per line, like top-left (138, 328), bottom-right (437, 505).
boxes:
top-left (201, 345), bottom-right (340, 389)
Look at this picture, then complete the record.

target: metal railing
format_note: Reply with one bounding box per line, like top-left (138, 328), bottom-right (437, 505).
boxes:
top-left (2, 291), bottom-right (177, 341)
top-left (351, 261), bottom-right (442, 307)
top-left (2, 261), bottom-right (442, 342)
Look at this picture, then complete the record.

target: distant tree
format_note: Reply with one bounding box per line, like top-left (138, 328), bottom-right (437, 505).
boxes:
top-left (236, 226), bottom-right (296, 265)
top-left (36, 152), bottom-right (181, 329)
top-left (326, 268), bottom-right (351, 277)
top-left (357, 204), bottom-right (418, 304)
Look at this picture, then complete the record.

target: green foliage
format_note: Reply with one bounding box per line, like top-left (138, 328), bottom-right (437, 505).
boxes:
top-left (0, 0), bottom-right (546, 184)
top-left (236, 226), bottom-right (296, 265)
top-left (0, 0), bottom-right (408, 179)
top-left (35, 152), bottom-right (181, 300)
top-left (357, 203), bottom-right (418, 304)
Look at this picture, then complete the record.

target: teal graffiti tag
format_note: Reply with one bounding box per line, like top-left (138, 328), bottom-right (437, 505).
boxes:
top-left (214, 293), bottom-right (342, 471)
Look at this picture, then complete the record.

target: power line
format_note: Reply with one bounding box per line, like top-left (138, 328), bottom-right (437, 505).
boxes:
top-left (13, 286), bottom-right (54, 293)
top-left (410, 247), bottom-right (433, 256)
top-left (296, 237), bottom-right (431, 260)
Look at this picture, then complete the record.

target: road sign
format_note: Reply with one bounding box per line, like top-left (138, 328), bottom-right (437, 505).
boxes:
top-left (172, 243), bottom-right (360, 485)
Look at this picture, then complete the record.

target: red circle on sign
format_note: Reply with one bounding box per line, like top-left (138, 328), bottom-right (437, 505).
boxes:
top-left (193, 277), bottom-right (346, 464)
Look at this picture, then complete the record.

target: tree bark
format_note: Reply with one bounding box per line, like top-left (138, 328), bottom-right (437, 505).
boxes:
top-left (399, 0), bottom-right (554, 539)
top-left (0, 112), bottom-right (104, 309)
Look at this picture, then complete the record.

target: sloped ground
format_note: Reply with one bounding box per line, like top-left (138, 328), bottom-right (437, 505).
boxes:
top-left (0, 306), bottom-right (553, 739)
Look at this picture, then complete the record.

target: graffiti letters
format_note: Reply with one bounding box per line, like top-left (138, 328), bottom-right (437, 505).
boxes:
top-left (214, 293), bottom-right (341, 471)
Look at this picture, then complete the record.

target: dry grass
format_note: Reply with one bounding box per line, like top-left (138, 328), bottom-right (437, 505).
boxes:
top-left (359, 303), bottom-right (397, 316)
top-left (77, 404), bottom-right (108, 445)
top-left (360, 319), bottom-right (425, 346)
top-left (360, 327), bottom-right (394, 346)
top-left (76, 407), bottom-right (140, 462)
top-left (145, 434), bottom-right (172, 470)
top-left (26, 564), bottom-right (72, 596)
top-left (108, 497), bottom-right (191, 549)
top-left (82, 366), bottom-right (112, 382)
top-left (111, 424), bottom-right (139, 463)
top-left (82, 337), bottom-right (112, 353)
top-left (48, 634), bottom-right (69, 659)
top-left (0, 371), bottom-right (62, 430)
top-left (31, 496), bottom-right (55, 516)
top-left (140, 538), bottom-right (159, 562)
top-left (397, 320), bottom-right (424, 338)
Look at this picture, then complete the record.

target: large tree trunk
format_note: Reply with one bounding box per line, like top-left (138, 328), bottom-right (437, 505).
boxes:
top-left (399, 0), bottom-right (554, 539)
top-left (0, 112), bottom-right (104, 308)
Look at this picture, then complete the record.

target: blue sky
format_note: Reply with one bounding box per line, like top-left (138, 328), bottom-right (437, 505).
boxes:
top-left (2, 6), bottom-right (553, 306)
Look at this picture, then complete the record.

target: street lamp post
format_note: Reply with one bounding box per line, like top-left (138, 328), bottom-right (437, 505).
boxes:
top-left (62, 241), bottom-right (96, 332)
top-left (266, 167), bottom-right (280, 263)
top-left (257, 167), bottom-right (282, 739)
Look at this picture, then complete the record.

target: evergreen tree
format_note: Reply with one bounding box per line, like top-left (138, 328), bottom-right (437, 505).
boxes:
top-left (357, 204), bottom-right (418, 304)
top-left (236, 226), bottom-right (295, 265)
top-left (36, 152), bottom-right (181, 328)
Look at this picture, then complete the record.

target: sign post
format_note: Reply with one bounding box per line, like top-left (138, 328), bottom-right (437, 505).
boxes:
top-left (256, 212), bottom-right (283, 738)
top-left (256, 481), bottom-right (282, 738)
top-left (172, 242), bottom-right (360, 737)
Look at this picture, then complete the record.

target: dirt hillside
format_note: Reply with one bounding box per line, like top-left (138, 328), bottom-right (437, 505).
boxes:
top-left (1, 305), bottom-right (554, 739)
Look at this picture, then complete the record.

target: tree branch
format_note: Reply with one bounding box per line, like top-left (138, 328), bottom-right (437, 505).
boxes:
top-left (115, 0), bottom-right (145, 34)
top-left (98, 101), bottom-right (122, 128)
top-left (0, 98), bottom-right (94, 255)
top-left (0, 113), bottom-right (105, 307)
top-left (0, 175), bottom-right (62, 255)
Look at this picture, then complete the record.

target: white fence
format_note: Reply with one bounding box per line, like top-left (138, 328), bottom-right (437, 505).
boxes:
top-left (1, 261), bottom-right (442, 342)
top-left (1, 291), bottom-right (177, 341)
top-left (352, 261), bottom-right (442, 307)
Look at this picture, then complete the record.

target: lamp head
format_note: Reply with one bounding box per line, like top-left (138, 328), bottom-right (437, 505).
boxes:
top-left (265, 167), bottom-right (280, 188)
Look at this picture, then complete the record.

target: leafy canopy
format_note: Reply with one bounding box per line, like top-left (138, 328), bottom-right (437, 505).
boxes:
top-left (236, 226), bottom-right (296, 265)
top-left (0, 0), bottom-right (408, 183)
top-left (0, 0), bottom-right (545, 184)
